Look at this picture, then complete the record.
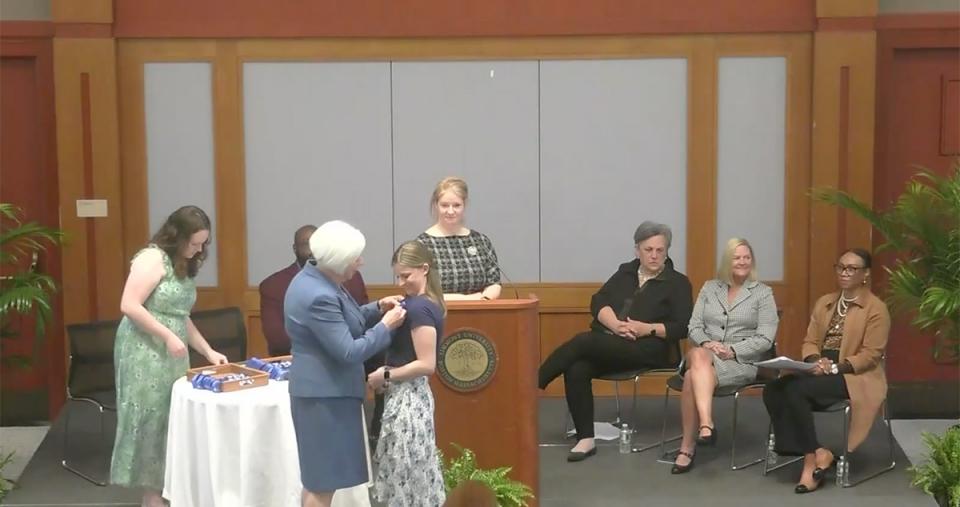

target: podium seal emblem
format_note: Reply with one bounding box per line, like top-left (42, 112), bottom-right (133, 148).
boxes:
top-left (437, 328), bottom-right (498, 392)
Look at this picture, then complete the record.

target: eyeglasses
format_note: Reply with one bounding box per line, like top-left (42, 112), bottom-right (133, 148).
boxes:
top-left (834, 264), bottom-right (866, 275)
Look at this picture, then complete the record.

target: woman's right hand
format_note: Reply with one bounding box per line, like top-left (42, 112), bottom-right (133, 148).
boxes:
top-left (165, 336), bottom-right (188, 358)
top-left (381, 306), bottom-right (407, 330)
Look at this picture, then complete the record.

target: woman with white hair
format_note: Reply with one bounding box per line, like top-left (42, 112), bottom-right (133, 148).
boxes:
top-left (284, 220), bottom-right (406, 507)
top-left (670, 238), bottom-right (778, 474)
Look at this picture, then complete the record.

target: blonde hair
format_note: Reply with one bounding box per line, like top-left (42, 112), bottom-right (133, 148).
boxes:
top-left (309, 220), bottom-right (365, 276)
top-left (392, 240), bottom-right (446, 316)
top-left (430, 177), bottom-right (469, 218)
top-left (717, 237), bottom-right (758, 284)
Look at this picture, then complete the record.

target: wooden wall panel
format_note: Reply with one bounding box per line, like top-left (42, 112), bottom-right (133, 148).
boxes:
top-left (54, 37), bottom-right (125, 324)
top-left (809, 31), bottom-right (877, 306)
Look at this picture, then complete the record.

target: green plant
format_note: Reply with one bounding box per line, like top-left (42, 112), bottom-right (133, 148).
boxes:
top-left (910, 425), bottom-right (960, 507)
top-left (0, 450), bottom-right (16, 501)
top-left (439, 445), bottom-right (534, 507)
top-left (813, 163), bottom-right (960, 361)
top-left (0, 203), bottom-right (64, 366)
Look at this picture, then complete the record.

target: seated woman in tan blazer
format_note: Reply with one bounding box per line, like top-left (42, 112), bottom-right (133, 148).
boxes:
top-left (672, 238), bottom-right (779, 474)
top-left (763, 248), bottom-right (890, 494)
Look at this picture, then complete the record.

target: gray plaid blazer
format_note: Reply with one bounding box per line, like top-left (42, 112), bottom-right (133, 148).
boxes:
top-left (688, 279), bottom-right (779, 387)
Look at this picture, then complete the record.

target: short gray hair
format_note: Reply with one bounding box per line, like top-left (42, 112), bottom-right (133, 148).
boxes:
top-left (310, 220), bottom-right (366, 276)
top-left (633, 221), bottom-right (672, 248)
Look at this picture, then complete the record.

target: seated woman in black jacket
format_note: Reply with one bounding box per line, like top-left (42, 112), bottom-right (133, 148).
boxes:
top-left (538, 221), bottom-right (693, 462)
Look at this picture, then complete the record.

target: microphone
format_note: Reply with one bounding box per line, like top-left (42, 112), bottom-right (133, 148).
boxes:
top-left (482, 244), bottom-right (520, 300)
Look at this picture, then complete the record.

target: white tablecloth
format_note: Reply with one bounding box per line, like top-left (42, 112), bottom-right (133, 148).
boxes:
top-left (163, 377), bottom-right (371, 507)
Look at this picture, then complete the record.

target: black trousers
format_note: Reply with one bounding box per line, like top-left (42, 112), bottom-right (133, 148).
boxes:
top-left (538, 331), bottom-right (667, 440)
top-left (762, 374), bottom-right (849, 456)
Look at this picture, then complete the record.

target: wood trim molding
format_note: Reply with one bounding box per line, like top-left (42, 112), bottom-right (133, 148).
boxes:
top-left (816, 0), bottom-right (878, 19)
top-left (818, 17), bottom-right (877, 31)
top-left (52, 0), bottom-right (114, 24)
top-left (0, 21), bottom-right (54, 38)
top-left (876, 12), bottom-right (960, 31)
top-left (113, 0), bottom-right (816, 38)
top-left (54, 23), bottom-right (113, 38)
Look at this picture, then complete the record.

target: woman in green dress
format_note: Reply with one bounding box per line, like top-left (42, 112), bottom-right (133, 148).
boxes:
top-left (110, 205), bottom-right (228, 507)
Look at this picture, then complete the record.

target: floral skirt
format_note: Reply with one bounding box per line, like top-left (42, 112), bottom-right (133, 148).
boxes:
top-left (373, 376), bottom-right (446, 507)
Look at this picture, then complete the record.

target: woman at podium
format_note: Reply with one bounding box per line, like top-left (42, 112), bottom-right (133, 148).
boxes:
top-left (417, 177), bottom-right (502, 300)
top-left (538, 221), bottom-right (693, 462)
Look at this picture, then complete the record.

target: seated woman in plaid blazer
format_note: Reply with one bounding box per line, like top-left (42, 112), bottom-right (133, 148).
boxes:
top-left (671, 238), bottom-right (779, 474)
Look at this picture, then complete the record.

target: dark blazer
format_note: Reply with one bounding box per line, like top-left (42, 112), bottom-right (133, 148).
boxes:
top-left (283, 266), bottom-right (389, 399)
top-left (589, 258), bottom-right (693, 340)
top-left (260, 262), bottom-right (369, 356)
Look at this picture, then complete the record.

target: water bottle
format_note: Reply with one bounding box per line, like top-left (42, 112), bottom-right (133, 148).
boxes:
top-left (619, 424), bottom-right (633, 454)
top-left (766, 432), bottom-right (778, 466)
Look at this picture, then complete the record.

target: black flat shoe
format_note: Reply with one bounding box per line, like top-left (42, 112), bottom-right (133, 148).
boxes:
top-left (794, 476), bottom-right (823, 494)
top-left (696, 425), bottom-right (717, 446)
top-left (671, 450), bottom-right (696, 474)
top-left (566, 447), bottom-right (596, 462)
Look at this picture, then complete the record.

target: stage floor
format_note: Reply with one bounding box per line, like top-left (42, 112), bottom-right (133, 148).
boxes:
top-left (3, 396), bottom-right (947, 506)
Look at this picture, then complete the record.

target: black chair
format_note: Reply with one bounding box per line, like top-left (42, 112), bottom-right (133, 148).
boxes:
top-left (656, 346), bottom-right (778, 470)
top-left (563, 336), bottom-right (685, 453)
top-left (762, 394), bottom-right (896, 486)
top-left (61, 319), bottom-right (121, 486)
top-left (188, 307), bottom-right (247, 367)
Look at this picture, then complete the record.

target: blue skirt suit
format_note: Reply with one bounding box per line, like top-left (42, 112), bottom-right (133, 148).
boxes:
top-left (284, 265), bottom-right (391, 492)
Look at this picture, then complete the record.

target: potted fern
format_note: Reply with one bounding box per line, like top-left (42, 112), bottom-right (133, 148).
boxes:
top-left (813, 163), bottom-right (960, 362)
top-left (0, 202), bottom-right (64, 366)
top-left (910, 425), bottom-right (960, 507)
top-left (439, 445), bottom-right (534, 507)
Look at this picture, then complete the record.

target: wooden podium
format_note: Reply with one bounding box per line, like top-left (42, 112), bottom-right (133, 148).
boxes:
top-left (431, 298), bottom-right (540, 505)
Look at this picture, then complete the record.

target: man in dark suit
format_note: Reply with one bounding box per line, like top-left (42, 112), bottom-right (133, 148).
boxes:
top-left (259, 224), bottom-right (370, 356)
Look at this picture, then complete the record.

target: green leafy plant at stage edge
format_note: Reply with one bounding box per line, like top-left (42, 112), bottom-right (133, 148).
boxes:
top-left (813, 163), bottom-right (960, 362)
top-left (439, 445), bottom-right (534, 507)
top-left (0, 203), bottom-right (64, 367)
top-left (0, 450), bottom-right (17, 501)
top-left (910, 425), bottom-right (960, 507)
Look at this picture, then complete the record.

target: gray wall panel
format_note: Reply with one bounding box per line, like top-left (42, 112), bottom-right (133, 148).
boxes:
top-left (539, 59), bottom-right (688, 281)
top-left (243, 62), bottom-right (394, 285)
top-left (391, 61), bottom-right (541, 283)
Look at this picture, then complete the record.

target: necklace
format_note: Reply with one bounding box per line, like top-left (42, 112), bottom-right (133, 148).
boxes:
top-left (836, 292), bottom-right (858, 318)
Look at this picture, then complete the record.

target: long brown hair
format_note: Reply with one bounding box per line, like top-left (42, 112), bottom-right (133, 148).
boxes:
top-left (150, 205), bottom-right (211, 278)
top-left (392, 240), bottom-right (446, 316)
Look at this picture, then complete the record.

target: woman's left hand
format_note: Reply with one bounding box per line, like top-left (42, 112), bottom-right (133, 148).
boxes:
top-left (378, 296), bottom-right (404, 312)
top-left (205, 350), bottom-right (228, 365)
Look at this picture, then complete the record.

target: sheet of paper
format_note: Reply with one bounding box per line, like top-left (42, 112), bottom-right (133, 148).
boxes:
top-left (754, 356), bottom-right (819, 372)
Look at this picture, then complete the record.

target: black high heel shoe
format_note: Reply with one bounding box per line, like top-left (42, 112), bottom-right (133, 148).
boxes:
top-left (812, 456), bottom-right (836, 482)
top-left (794, 476), bottom-right (823, 494)
top-left (695, 425), bottom-right (717, 446)
top-left (671, 450), bottom-right (696, 474)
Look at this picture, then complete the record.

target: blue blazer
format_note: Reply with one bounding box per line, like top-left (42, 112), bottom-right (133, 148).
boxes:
top-left (284, 265), bottom-right (390, 399)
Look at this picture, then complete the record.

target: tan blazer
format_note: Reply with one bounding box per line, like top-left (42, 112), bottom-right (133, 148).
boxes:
top-left (801, 291), bottom-right (891, 450)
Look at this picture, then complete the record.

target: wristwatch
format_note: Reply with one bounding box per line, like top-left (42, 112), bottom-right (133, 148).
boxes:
top-left (648, 326), bottom-right (657, 337)
top-left (383, 367), bottom-right (391, 386)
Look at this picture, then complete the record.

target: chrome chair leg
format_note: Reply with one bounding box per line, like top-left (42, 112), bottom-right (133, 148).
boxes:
top-left (762, 423), bottom-right (802, 475)
top-left (61, 399), bottom-right (110, 486)
top-left (730, 388), bottom-right (765, 470)
top-left (840, 401), bottom-right (896, 487)
top-left (612, 381), bottom-right (623, 427)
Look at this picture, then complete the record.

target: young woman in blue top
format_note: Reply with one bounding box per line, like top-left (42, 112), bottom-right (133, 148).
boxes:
top-left (368, 240), bottom-right (447, 506)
